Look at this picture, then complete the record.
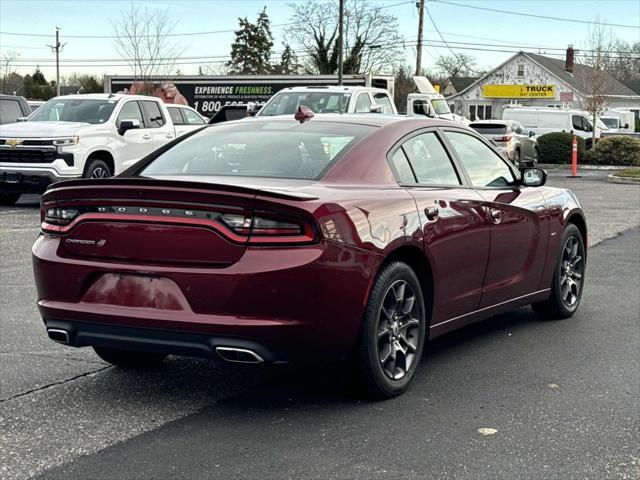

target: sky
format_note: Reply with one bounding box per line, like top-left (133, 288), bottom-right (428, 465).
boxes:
top-left (1, 0), bottom-right (639, 82)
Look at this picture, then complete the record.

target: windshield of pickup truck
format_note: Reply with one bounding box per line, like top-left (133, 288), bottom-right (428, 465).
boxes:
top-left (29, 98), bottom-right (118, 124)
top-left (259, 92), bottom-right (351, 116)
top-left (431, 99), bottom-right (451, 115)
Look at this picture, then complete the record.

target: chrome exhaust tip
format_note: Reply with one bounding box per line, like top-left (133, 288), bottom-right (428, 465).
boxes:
top-left (215, 346), bottom-right (264, 364)
top-left (47, 328), bottom-right (70, 344)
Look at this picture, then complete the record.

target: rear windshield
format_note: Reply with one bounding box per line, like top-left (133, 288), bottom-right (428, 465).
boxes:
top-left (470, 123), bottom-right (507, 135)
top-left (139, 120), bottom-right (375, 180)
top-left (259, 92), bottom-right (351, 116)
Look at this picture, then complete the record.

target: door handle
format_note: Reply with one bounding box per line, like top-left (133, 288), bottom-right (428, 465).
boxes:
top-left (489, 208), bottom-right (502, 224)
top-left (165, 133), bottom-right (174, 139)
top-left (424, 206), bottom-right (439, 221)
top-left (142, 134), bottom-right (151, 140)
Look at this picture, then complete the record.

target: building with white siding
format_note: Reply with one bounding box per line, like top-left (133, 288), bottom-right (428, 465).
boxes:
top-left (446, 47), bottom-right (639, 121)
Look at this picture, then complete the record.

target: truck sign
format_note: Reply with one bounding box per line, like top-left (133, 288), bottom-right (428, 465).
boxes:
top-left (104, 75), bottom-right (391, 116)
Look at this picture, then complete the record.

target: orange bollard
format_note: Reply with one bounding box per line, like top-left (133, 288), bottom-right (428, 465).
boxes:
top-left (568, 134), bottom-right (580, 178)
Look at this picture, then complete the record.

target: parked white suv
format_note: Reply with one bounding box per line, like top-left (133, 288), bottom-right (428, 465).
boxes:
top-left (256, 86), bottom-right (398, 116)
top-left (0, 94), bottom-right (180, 204)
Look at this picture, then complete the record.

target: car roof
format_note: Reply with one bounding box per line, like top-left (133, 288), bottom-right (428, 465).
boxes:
top-left (44, 93), bottom-right (158, 101)
top-left (470, 120), bottom-right (513, 125)
top-left (228, 113), bottom-right (453, 130)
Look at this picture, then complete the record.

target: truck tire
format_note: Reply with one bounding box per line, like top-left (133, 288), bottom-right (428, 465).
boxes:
top-left (0, 192), bottom-right (21, 205)
top-left (84, 159), bottom-right (112, 179)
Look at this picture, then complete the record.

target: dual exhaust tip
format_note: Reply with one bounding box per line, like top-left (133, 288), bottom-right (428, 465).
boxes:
top-left (47, 328), bottom-right (264, 364)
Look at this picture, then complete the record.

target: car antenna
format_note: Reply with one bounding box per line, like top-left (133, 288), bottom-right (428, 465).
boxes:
top-left (294, 105), bottom-right (315, 123)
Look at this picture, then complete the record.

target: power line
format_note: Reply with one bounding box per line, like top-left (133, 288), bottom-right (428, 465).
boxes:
top-left (431, 0), bottom-right (640, 29)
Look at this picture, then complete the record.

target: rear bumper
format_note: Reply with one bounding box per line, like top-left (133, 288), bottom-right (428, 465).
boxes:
top-left (44, 318), bottom-right (286, 363)
top-left (33, 234), bottom-right (382, 362)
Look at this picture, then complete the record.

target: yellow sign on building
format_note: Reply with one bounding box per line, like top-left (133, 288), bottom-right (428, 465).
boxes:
top-left (482, 84), bottom-right (556, 98)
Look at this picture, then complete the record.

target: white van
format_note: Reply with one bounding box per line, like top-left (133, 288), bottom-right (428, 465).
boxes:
top-left (602, 108), bottom-right (636, 134)
top-left (502, 107), bottom-right (607, 147)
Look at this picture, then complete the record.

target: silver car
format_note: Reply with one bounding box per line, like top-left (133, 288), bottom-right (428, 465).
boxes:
top-left (469, 120), bottom-right (538, 167)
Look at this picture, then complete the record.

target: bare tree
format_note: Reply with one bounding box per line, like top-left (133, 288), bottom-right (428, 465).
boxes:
top-left (110, 4), bottom-right (183, 92)
top-left (1, 51), bottom-right (20, 94)
top-left (288, 0), bottom-right (404, 74)
top-left (578, 19), bottom-right (616, 147)
top-left (434, 53), bottom-right (478, 80)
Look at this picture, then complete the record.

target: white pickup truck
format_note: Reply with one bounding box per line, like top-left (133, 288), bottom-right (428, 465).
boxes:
top-left (0, 93), bottom-right (204, 205)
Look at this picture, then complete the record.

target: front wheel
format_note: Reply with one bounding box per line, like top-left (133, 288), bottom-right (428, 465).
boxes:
top-left (93, 347), bottom-right (167, 368)
top-left (84, 159), bottom-right (112, 179)
top-left (351, 262), bottom-right (427, 398)
top-left (533, 224), bottom-right (586, 319)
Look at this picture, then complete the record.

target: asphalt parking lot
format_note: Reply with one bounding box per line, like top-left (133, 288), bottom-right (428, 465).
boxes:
top-left (1, 169), bottom-right (639, 479)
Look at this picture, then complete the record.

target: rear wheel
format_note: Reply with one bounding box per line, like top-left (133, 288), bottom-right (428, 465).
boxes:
top-left (93, 347), bottom-right (167, 368)
top-left (513, 148), bottom-right (521, 166)
top-left (84, 158), bottom-right (112, 179)
top-left (533, 224), bottom-right (585, 319)
top-left (351, 262), bottom-right (427, 398)
top-left (0, 192), bottom-right (20, 205)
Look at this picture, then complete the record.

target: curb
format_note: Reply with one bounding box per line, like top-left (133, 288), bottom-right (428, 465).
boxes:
top-left (607, 173), bottom-right (640, 184)
top-left (538, 164), bottom-right (628, 171)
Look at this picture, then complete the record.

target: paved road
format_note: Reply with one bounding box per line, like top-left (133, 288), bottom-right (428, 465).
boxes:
top-left (1, 170), bottom-right (639, 479)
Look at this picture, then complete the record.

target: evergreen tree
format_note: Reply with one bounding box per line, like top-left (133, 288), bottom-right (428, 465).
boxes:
top-left (273, 43), bottom-right (301, 74)
top-left (23, 67), bottom-right (55, 100)
top-left (227, 8), bottom-right (274, 74)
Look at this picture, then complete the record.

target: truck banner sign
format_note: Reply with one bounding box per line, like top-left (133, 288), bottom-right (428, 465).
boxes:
top-left (106, 75), bottom-right (369, 116)
top-left (482, 84), bottom-right (556, 99)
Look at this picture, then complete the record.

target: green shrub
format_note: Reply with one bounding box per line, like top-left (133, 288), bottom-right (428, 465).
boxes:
top-left (589, 136), bottom-right (640, 166)
top-left (537, 132), bottom-right (586, 164)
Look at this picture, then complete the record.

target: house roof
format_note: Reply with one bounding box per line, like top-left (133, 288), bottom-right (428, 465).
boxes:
top-left (622, 79), bottom-right (640, 95)
top-left (447, 76), bottom-right (478, 93)
top-left (526, 53), bottom-right (638, 97)
top-left (448, 51), bottom-right (639, 100)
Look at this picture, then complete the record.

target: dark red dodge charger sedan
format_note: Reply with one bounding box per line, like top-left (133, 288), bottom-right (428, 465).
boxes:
top-left (33, 113), bottom-right (587, 397)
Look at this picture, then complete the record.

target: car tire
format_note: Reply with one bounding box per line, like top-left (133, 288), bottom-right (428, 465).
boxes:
top-left (93, 347), bottom-right (167, 368)
top-left (0, 192), bottom-right (21, 205)
top-left (351, 261), bottom-right (427, 398)
top-left (84, 159), bottom-right (112, 179)
top-left (530, 147), bottom-right (539, 167)
top-left (514, 148), bottom-right (521, 166)
top-left (532, 224), bottom-right (585, 320)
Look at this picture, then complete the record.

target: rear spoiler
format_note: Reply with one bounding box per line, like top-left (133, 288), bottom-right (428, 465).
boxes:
top-left (45, 177), bottom-right (318, 201)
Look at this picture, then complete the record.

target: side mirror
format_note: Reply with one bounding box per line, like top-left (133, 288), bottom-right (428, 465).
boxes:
top-left (118, 119), bottom-right (140, 136)
top-left (521, 168), bottom-right (547, 187)
top-left (584, 123), bottom-right (592, 132)
top-left (369, 104), bottom-right (383, 114)
top-left (529, 130), bottom-right (535, 137)
top-left (623, 123), bottom-right (629, 129)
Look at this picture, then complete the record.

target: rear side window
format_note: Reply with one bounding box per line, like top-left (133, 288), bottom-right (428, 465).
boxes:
top-left (168, 107), bottom-right (184, 125)
top-left (142, 101), bottom-right (165, 128)
top-left (183, 108), bottom-right (205, 125)
top-left (139, 121), bottom-right (375, 180)
top-left (355, 93), bottom-right (372, 113)
top-left (0, 99), bottom-right (23, 124)
top-left (117, 101), bottom-right (144, 128)
top-left (444, 131), bottom-right (515, 187)
top-left (373, 93), bottom-right (394, 114)
top-left (402, 132), bottom-right (460, 185)
top-left (389, 149), bottom-right (415, 184)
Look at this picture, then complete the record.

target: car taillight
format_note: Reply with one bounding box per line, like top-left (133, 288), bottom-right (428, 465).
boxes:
top-left (220, 213), bottom-right (315, 244)
top-left (495, 135), bottom-right (512, 142)
top-left (44, 207), bottom-right (79, 225)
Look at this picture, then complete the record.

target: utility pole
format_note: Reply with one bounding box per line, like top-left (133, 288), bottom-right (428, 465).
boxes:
top-left (47, 27), bottom-right (64, 96)
top-left (415, 0), bottom-right (425, 76)
top-left (338, 0), bottom-right (344, 85)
